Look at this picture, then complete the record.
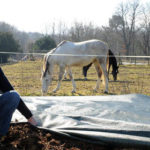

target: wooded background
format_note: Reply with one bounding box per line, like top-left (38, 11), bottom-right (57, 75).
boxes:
top-left (0, 1), bottom-right (150, 63)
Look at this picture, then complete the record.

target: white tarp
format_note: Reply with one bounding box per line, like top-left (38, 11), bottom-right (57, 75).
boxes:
top-left (12, 94), bottom-right (150, 148)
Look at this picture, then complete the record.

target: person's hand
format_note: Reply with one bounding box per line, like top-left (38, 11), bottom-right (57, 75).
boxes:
top-left (28, 116), bottom-right (37, 126)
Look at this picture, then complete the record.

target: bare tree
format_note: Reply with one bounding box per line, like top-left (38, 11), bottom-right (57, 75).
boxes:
top-left (115, 0), bottom-right (140, 55)
top-left (69, 22), bottom-right (84, 42)
top-left (140, 3), bottom-right (150, 56)
top-left (57, 21), bottom-right (67, 42)
top-left (101, 25), bottom-right (122, 54)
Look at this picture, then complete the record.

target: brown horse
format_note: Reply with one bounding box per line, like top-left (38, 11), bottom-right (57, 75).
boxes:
top-left (82, 49), bottom-right (119, 81)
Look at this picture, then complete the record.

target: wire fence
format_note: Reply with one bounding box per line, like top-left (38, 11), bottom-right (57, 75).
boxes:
top-left (0, 52), bottom-right (150, 96)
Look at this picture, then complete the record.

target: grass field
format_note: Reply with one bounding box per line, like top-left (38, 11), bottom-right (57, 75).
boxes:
top-left (1, 59), bottom-right (150, 96)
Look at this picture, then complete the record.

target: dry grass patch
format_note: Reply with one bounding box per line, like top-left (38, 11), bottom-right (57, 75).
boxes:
top-left (1, 60), bottom-right (150, 96)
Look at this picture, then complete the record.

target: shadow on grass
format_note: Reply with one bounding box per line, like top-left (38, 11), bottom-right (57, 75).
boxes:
top-left (109, 80), bottom-right (134, 83)
top-left (62, 78), bottom-right (97, 82)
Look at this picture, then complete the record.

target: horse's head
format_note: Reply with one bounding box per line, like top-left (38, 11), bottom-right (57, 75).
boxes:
top-left (41, 55), bottom-right (53, 95)
top-left (112, 66), bottom-right (119, 81)
top-left (41, 72), bottom-right (52, 95)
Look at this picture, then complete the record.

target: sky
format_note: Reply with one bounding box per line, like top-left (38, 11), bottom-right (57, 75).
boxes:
top-left (0, 0), bottom-right (149, 33)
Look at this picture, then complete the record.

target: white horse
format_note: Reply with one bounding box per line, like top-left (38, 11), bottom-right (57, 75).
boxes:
top-left (41, 39), bottom-right (109, 94)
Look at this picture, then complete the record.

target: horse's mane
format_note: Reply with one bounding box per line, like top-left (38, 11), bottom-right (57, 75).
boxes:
top-left (109, 49), bottom-right (117, 69)
top-left (57, 40), bottom-right (67, 47)
top-left (48, 41), bottom-right (68, 55)
top-left (42, 41), bottom-right (67, 77)
top-left (42, 54), bottom-right (49, 77)
top-left (49, 48), bottom-right (56, 54)
top-left (56, 40), bottom-right (67, 48)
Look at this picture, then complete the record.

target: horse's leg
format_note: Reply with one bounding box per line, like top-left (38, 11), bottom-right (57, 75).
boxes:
top-left (106, 55), bottom-right (110, 80)
top-left (93, 61), bottom-right (102, 92)
top-left (53, 66), bottom-right (65, 93)
top-left (82, 66), bottom-right (88, 80)
top-left (64, 69), bottom-right (68, 79)
top-left (99, 62), bottom-right (108, 93)
top-left (68, 67), bottom-right (76, 93)
top-left (107, 64), bottom-right (111, 80)
top-left (82, 63), bottom-right (92, 80)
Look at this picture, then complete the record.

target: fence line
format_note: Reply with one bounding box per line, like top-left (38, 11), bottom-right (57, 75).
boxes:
top-left (0, 52), bottom-right (150, 96)
top-left (0, 51), bottom-right (150, 58)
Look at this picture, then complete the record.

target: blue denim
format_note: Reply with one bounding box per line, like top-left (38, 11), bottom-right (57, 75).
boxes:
top-left (0, 91), bottom-right (20, 136)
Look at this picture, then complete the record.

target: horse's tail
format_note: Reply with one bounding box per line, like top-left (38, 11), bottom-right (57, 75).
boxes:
top-left (93, 58), bottom-right (104, 85)
top-left (101, 49), bottom-right (110, 85)
top-left (107, 49), bottom-right (110, 72)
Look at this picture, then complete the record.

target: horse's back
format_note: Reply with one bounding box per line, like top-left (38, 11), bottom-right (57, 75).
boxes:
top-left (50, 39), bottom-right (109, 66)
top-left (80, 39), bottom-right (108, 55)
top-left (55, 39), bottom-right (108, 55)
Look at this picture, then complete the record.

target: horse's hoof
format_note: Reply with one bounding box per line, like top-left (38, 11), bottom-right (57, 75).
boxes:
top-left (104, 91), bottom-right (108, 94)
top-left (93, 89), bottom-right (98, 93)
top-left (53, 89), bottom-right (57, 93)
top-left (42, 93), bottom-right (47, 96)
top-left (72, 90), bottom-right (76, 93)
top-left (84, 78), bottom-right (87, 81)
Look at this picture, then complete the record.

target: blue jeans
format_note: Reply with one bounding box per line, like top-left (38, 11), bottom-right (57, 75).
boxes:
top-left (0, 91), bottom-right (20, 136)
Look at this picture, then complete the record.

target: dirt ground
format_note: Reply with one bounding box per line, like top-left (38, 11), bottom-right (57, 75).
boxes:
top-left (0, 123), bottom-right (142, 150)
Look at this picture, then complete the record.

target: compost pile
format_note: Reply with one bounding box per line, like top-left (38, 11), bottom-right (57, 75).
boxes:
top-left (0, 123), bottom-right (141, 150)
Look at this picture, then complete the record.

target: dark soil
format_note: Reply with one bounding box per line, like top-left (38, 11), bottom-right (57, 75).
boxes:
top-left (0, 123), bottom-right (142, 150)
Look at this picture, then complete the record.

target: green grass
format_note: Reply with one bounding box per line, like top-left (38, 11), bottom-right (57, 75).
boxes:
top-left (2, 59), bottom-right (150, 96)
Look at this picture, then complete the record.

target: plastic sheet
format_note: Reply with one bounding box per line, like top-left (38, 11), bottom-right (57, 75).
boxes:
top-left (12, 94), bottom-right (150, 148)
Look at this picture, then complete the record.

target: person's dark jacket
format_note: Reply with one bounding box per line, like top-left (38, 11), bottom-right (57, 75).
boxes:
top-left (0, 67), bottom-right (32, 119)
